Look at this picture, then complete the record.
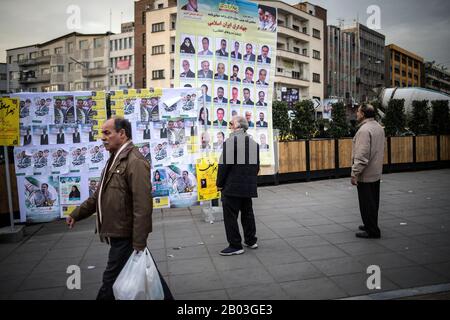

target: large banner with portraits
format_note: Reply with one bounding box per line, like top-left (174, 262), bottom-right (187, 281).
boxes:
top-left (12, 91), bottom-right (108, 223)
top-left (175, 0), bottom-right (277, 165)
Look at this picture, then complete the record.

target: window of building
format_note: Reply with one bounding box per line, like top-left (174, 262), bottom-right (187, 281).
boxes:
top-left (93, 81), bottom-right (103, 89)
top-left (110, 40), bottom-right (114, 51)
top-left (292, 71), bottom-right (300, 79)
top-left (0, 74), bottom-right (7, 81)
top-left (124, 38), bottom-right (128, 50)
top-left (313, 50), bottom-right (321, 60)
top-left (292, 25), bottom-right (299, 31)
top-left (119, 39), bottom-right (123, 50)
top-left (8, 56), bottom-right (12, 64)
top-left (313, 73), bottom-right (321, 83)
top-left (152, 69), bottom-right (165, 79)
top-left (293, 47), bottom-right (299, 54)
top-left (152, 45), bottom-right (165, 55)
top-left (142, 11), bottom-right (146, 25)
top-left (302, 27), bottom-right (308, 34)
top-left (94, 61), bottom-right (103, 68)
top-left (68, 42), bottom-right (74, 53)
top-left (55, 47), bottom-right (63, 55)
top-left (69, 82), bottom-right (75, 91)
top-left (79, 40), bottom-right (88, 50)
top-left (277, 68), bottom-right (283, 73)
top-left (142, 33), bottom-right (146, 46)
top-left (52, 65), bottom-right (65, 73)
top-left (152, 22), bottom-right (165, 33)
top-left (158, 3), bottom-right (164, 9)
top-left (313, 28), bottom-right (321, 39)
top-left (68, 63), bottom-right (75, 72)
top-left (143, 77), bottom-right (147, 88)
top-left (17, 53), bottom-right (25, 61)
top-left (114, 40), bottom-right (118, 51)
top-left (302, 48), bottom-right (308, 56)
top-left (129, 37), bottom-right (133, 48)
top-left (143, 54), bottom-right (146, 68)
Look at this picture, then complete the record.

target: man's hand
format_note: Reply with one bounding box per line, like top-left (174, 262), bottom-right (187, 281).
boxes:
top-left (66, 216), bottom-right (76, 229)
top-left (351, 176), bottom-right (358, 186)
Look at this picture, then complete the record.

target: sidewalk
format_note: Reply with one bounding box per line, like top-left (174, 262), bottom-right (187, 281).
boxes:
top-left (1, 169), bottom-right (449, 300)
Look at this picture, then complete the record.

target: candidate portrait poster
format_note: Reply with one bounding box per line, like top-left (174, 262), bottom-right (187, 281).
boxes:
top-left (18, 175), bottom-right (60, 223)
top-left (175, 0), bottom-right (277, 166)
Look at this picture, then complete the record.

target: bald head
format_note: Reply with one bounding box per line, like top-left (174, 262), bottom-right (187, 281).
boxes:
top-left (231, 115), bottom-right (249, 132)
top-left (357, 104), bottom-right (376, 123)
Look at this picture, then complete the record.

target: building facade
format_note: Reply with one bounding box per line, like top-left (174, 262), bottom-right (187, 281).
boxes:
top-left (6, 32), bottom-right (112, 93)
top-left (423, 62), bottom-right (450, 95)
top-left (109, 23), bottom-right (135, 91)
top-left (327, 25), bottom-right (356, 100)
top-left (0, 63), bottom-right (7, 94)
top-left (342, 23), bottom-right (385, 103)
top-left (137, 0), bottom-right (326, 102)
top-left (385, 44), bottom-right (423, 88)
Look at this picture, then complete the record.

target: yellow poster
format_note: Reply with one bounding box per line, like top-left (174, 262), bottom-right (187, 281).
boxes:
top-left (0, 98), bottom-right (20, 146)
top-left (153, 196), bottom-right (170, 209)
top-left (196, 156), bottom-right (220, 201)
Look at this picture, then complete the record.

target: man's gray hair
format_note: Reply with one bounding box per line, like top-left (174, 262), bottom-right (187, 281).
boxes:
top-left (234, 116), bottom-right (249, 131)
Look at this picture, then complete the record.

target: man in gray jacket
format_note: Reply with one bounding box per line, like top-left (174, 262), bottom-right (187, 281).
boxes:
top-left (351, 104), bottom-right (385, 239)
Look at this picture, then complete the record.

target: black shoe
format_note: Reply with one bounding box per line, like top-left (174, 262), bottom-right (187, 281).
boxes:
top-left (219, 247), bottom-right (244, 256)
top-left (355, 231), bottom-right (380, 239)
top-left (358, 225), bottom-right (366, 231)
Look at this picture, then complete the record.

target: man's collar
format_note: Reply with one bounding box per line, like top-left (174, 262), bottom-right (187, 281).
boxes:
top-left (358, 118), bottom-right (375, 128)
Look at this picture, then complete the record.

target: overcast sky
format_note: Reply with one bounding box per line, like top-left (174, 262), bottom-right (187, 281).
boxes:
top-left (1, 0), bottom-right (449, 68)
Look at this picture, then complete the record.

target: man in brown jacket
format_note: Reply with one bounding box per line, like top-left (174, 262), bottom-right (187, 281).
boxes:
top-left (351, 104), bottom-right (385, 239)
top-left (66, 118), bottom-right (171, 300)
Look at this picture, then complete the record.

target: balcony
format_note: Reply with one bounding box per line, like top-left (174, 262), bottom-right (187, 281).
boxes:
top-left (36, 55), bottom-right (51, 65)
top-left (278, 26), bottom-right (310, 43)
top-left (82, 67), bottom-right (108, 78)
top-left (277, 49), bottom-right (310, 64)
top-left (19, 74), bottom-right (51, 84)
top-left (275, 73), bottom-right (310, 87)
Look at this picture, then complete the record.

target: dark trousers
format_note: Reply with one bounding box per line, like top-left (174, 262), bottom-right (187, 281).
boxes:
top-left (96, 237), bottom-right (174, 300)
top-left (222, 196), bottom-right (257, 249)
top-left (357, 181), bottom-right (381, 237)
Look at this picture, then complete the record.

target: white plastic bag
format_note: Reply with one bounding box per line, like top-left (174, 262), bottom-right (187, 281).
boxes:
top-left (113, 248), bottom-right (164, 300)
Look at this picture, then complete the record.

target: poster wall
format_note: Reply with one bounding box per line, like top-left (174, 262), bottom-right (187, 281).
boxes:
top-left (175, 0), bottom-right (277, 166)
top-left (12, 91), bottom-right (108, 223)
top-left (110, 88), bottom-right (201, 209)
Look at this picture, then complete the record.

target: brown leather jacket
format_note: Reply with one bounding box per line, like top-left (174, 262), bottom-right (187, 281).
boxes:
top-left (70, 143), bottom-right (153, 249)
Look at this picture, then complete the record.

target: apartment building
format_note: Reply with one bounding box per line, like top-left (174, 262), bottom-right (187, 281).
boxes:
top-left (385, 44), bottom-right (423, 88)
top-left (423, 62), bottom-right (450, 95)
top-left (327, 25), bottom-right (357, 100)
top-left (342, 23), bottom-right (385, 103)
top-left (110, 23), bottom-right (135, 90)
top-left (6, 32), bottom-right (112, 93)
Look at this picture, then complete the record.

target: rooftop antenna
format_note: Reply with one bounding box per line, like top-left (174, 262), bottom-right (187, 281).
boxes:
top-left (337, 18), bottom-right (345, 28)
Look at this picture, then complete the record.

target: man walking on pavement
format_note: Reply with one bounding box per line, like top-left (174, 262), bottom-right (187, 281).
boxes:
top-left (66, 117), bottom-right (173, 300)
top-left (217, 115), bottom-right (260, 255)
top-left (351, 104), bottom-right (385, 239)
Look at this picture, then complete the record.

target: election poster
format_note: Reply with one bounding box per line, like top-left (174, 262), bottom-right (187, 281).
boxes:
top-left (175, 0), bottom-right (277, 166)
top-left (0, 97), bottom-right (20, 146)
top-left (18, 175), bottom-right (60, 223)
top-left (196, 156), bottom-right (220, 201)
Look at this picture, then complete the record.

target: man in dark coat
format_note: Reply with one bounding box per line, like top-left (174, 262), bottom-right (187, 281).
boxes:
top-left (217, 115), bottom-right (260, 256)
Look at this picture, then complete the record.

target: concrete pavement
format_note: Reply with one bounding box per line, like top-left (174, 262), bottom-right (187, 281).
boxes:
top-left (1, 169), bottom-right (449, 300)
